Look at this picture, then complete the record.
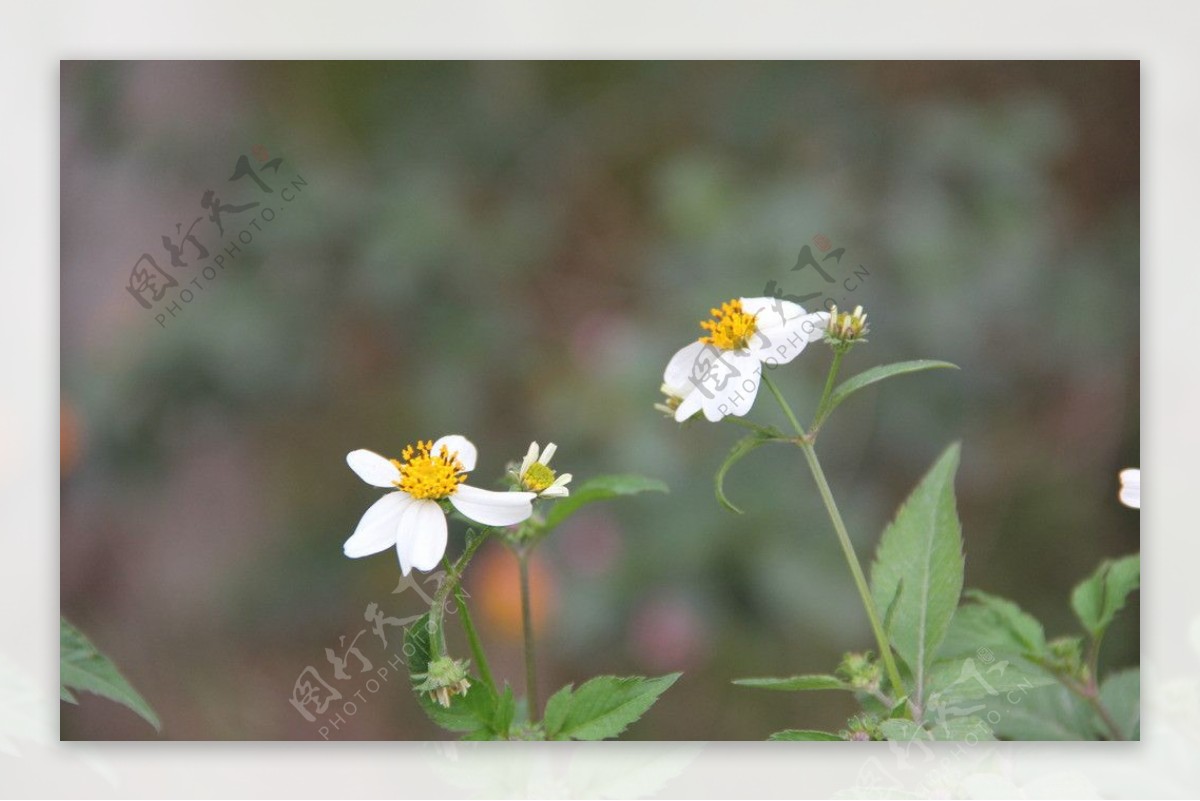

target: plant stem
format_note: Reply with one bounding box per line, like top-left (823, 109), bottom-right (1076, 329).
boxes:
top-left (453, 583), bottom-right (497, 696)
top-left (430, 529), bottom-right (489, 657)
top-left (761, 372), bottom-right (805, 437)
top-left (810, 348), bottom-right (846, 433)
top-left (762, 370), bottom-right (906, 700)
top-left (799, 441), bottom-right (906, 700)
top-left (517, 549), bottom-right (540, 717)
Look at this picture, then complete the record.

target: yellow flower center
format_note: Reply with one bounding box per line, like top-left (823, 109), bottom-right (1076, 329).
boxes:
top-left (522, 462), bottom-right (555, 492)
top-left (391, 440), bottom-right (467, 500)
top-left (699, 299), bottom-right (758, 351)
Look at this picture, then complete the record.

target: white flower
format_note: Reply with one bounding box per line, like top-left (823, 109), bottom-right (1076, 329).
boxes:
top-left (517, 441), bottom-right (572, 498)
top-left (663, 297), bottom-right (829, 423)
top-left (1118, 468), bottom-right (1140, 509)
top-left (344, 435), bottom-right (536, 575)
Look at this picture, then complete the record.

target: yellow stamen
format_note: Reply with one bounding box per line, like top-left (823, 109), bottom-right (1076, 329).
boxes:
top-left (391, 440), bottom-right (467, 500)
top-left (698, 299), bottom-right (758, 351)
top-left (522, 462), bottom-right (556, 492)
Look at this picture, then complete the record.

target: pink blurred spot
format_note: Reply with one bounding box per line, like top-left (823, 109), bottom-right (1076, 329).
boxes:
top-left (558, 511), bottom-right (623, 577)
top-left (813, 233), bottom-right (832, 252)
top-left (629, 594), bottom-right (709, 672)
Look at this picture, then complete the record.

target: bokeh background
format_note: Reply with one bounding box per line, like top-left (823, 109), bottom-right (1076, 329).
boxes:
top-left (60, 61), bottom-right (1139, 740)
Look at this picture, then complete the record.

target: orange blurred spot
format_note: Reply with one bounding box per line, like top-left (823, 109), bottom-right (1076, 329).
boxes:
top-left (468, 542), bottom-right (556, 642)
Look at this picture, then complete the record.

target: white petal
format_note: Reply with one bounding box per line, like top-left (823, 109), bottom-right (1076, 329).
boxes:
top-left (539, 442), bottom-right (557, 466)
top-left (750, 312), bottom-right (829, 365)
top-left (686, 345), bottom-right (758, 419)
top-left (431, 434), bottom-right (477, 472)
top-left (449, 484), bottom-right (535, 527)
top-left (551, 473), bottom-right (572, 488)
top-left (663, 340), bottom-right (707, 398)
top-left (740, 296), bottom-right (807, 329)
top-left (396, 499), bottom-right (448, 575)
top-left (540, 485), bottom-right (570, 498)
top-left (343, 491), bottom-right (411, 557)
top-left (346, 449), bottom-right (401, 488)
top-left (519, 442), bottom-right (539, 477)
top-left (674, 390), bottom-right (703, 422)
top-left (1118, 468), bottom-right (1140, 509)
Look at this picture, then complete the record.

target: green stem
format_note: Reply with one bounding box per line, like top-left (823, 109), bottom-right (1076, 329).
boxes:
top-left (429, 529), bottom-right (490, 657)
top-left (517, 549), bottom-right (540, 717)
top-left (453, 583), bottom-right (497, 696)
top-left (799, 441), bottom-right (906, 700)
top-left (810, 348), bottom-right (846, 433)
top-left (762, 371), bottom-right (906, 700)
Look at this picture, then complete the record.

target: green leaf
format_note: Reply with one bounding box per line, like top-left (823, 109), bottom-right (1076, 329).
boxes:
top-left (60, 618), bottom-right (161, 732)
top-left (818, 360), bottom-right (959, 427)
top-left (870, 444), bottom-right (964, 700)
top-left (939, 589), bottom-right (1047, 661)
top-left (542, 673), bottom-right (680, 741)
top-left (403, 613), bottom-right (498, 735)
top-left (1098, 668), bottom-right (1140, 740)
top-left (60, 686), bottom-right (77, 704)
top-left (979, 683), bottom-right (1097, 740)
top-left (931, 715), bottom-right (996, 741)
top-left (492, 685), bottom-right (517, 739)
top-left (542, 683), bottom-right (575, 736)
top-left (768, 729), bottom-right (843, 741)
top-left (1070, 554), bottom-right (1140, 638)
top-left (879, 719), bottom-right (931, 742)
top-left (714, 432), bottom-right (777, 514)
top-left (543, 474), bottom-right (668, 529)
top-left (733, 674), bottom-right (850, 692)
top-left (925, 657), bottom-right (1055, 707)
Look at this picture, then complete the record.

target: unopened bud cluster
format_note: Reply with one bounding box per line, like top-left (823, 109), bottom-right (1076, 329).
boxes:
top-left (412, 656), bottom-right (472, 708)
top-left (837, 651), bottom-right (883, 692)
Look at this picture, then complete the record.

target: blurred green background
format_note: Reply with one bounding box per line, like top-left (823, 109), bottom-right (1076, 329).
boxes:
top-left (60, 61), bottom-right (1139, 740)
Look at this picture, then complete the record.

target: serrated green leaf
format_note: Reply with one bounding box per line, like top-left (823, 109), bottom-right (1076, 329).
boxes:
top-left (870, 444), bottom-right (964, 702)
top-left (542, 683), bottom-right (574, 737)
top-left (60, 618), bottom-right (161, 732)
top-left (543, 474), bottom-right (668, 530)
top-left (733, 675), bottom-right (850, 691)
top-left (403, 613), bottom-right (498, 735)
top-left (1098, 668), bottom-right (1140, 740)
top-left (768, 729), bottom-right (843, 741)
top-left (817, 360), bottom-right (959, 427)
top-left (714, 433), bottom-right (777, 514)
top-left (542, 673), bottom-right (680, 741)
top-left (939, 589), bottom-right (1047, 661)
top-left (1070, 554), bottom-right (1140, 638)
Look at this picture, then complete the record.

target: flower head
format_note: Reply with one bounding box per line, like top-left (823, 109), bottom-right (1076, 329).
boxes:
top-left (662, 297), bottom-right (828, 423)
top-left (412, 656), bottom-right (472, 708)
top-left (516, 441), bottom-right (572, 498)
top-left (824, 304), bottom-right (869, 346)
top-left (344, 434), bottom-right (536, 575)
top-left (1118, 468), bottom-right (1140, 509)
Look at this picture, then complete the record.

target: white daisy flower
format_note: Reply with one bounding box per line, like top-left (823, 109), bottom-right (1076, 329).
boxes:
top-left (1118, 468), bottom-right (1140, 509)
top-left (344, 435), bottom-right (536, 575)
top-left (664, 297), bottom-right (829, 423)
top-left (516, 441), bottom-right (572, 498)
